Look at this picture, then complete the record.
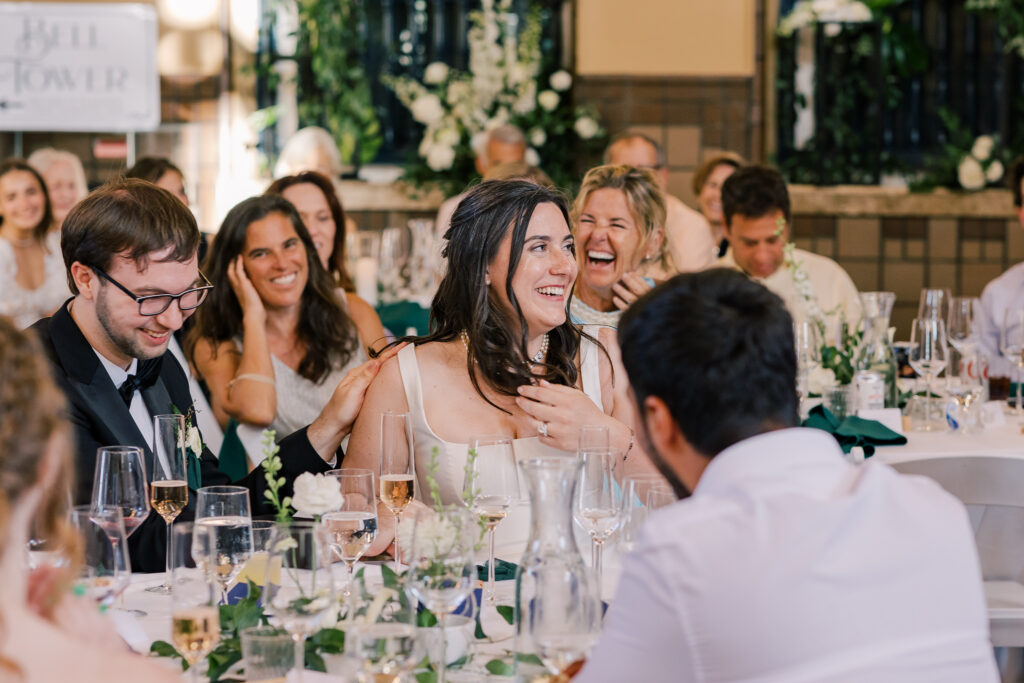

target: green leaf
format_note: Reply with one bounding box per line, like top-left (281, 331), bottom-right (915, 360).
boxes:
top-left (486, 659), bottom-right (515, 676)
top-left (516, 653), bottom-right (545, 666)
top-left (310, 627), bottom-right (345, 654)
top-left (449, 655), bottom-right (469, 668)
top-left (149, 640), bottom-right (186, 670)
top-left (417, 608), bottom-right (438, 628)
top-left (305, 649), bottom-right (326, 673)
top-left (495, 605), bottom-right (515, 625)
top-left (415, 672), bottom-right (438, 683)
top-left (380, 562), bottom-right (400, 589)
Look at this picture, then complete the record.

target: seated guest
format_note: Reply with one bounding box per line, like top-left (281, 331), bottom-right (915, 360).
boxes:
top-left (0, 317), bottom-right (178, 683)
top-left (604, 132), bottom-right (715, 275)
top-left (434, 125), bottom-right (527, 236)
top-left (0, 159), bottom-right (69, 328)
top-left (273, 127), bottom-right (360, 236)
top-left (570, 165), bottom-right (665, 327)
top-left (976, 155), bottom-right (1024, 377)
top-left (124, 156), bottom-right (190, 207)
top-left (189, 195), bottom-right (384, 444)
top-left (483, 160), bottom-right (554, 187)
top-left (578, 269), bottom-right (997, 682)
top-left (31, 179), bottom-right (391, 571)
top-left (692, 152), bottom-right (744, 258)
top-left (716, 166), bottom-right (860, 336)
top-left (27, 147), bottom-right (90, 230)
top-left (346, 180), bottom-right (658, 555)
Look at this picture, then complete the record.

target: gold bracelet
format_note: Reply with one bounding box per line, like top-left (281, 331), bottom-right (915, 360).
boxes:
top-left (227, 373), bottom-right (276, 392)
top-left (623, 429), bottom-right (635, 462)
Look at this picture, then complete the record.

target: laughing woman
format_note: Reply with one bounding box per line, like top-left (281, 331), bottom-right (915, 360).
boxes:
top-left (188, 195), bottom-right (374, 441)
top-left (570, 165), bottom-right (666, 328)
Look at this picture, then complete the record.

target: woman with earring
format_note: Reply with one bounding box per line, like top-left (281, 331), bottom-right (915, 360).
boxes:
top-left (0, 159), bottom-right (69, 329)
top-left (344, 180), bottom-right (658, 556)
top-left (569, 165), bottom-right (666, 328)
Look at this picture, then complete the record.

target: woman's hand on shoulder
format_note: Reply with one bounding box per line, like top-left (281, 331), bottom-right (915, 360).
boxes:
top-left (227, 255), bottom-right (266, 323)
top-left (324, 342), bottom-right (405, 437)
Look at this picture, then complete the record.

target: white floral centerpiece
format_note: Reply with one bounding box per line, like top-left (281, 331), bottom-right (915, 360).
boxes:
top-left (957, 134), bottom-right (1005, 190)
top-left (384, 0), bottom-right (606, 194)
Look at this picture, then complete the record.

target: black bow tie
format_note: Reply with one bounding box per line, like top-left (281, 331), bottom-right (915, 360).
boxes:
top-left (117, 357), bottom-right (162, 407)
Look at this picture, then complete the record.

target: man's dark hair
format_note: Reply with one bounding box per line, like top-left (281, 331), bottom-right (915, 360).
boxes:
top-left (618, 268), bottom-right (798, 463)
top-left (61, 178), bottom-right (200, 294)
top-left (721, 165), bottom-right (790, 227)
top-left (124, 156), bottom-right (183, 185)
top-left (1011, 155), bottom-right (1024, 207)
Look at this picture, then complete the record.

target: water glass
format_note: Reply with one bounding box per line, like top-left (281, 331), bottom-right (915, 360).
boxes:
top-left (824, 384), bottom-right (856, 420)
top-left (194, 485), bottom-right (253, 603)
top-left (242, 626), bottom-right (296, 681)
top-left (1001, 308), bottom-right (1024, 421)
top-left (70, 505), bottom-right (131, 608)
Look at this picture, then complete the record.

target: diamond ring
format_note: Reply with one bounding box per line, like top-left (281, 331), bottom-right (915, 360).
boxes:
top-left (537, 422), bottom-right (549, 438)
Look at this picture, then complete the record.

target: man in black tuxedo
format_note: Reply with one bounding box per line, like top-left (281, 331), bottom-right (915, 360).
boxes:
top-left (31, 179), bottom-right (384, 571)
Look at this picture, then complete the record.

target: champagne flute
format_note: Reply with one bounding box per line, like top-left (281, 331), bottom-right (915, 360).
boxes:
top-left (948, 297), bottom-right (977, 354)
top-left (91, 446), bottom-right (149, 614)
top-left (918, 288), bottom-right (950, 322)
top-left (265, 521), bottom-right (337, 683)
top-left (463, 435), bottom-right (519, 605)
top-left (573, 448), bottom-right (623, 591)
top-left (909, 317), bottom-right (949, 431)
top-left (194, 485), bottom-right (253, 604)
top-left (147, 414), bottom-right (189, 594)
top-left (406, 506), bottom-right (476, 683)
top-left (171, 523), bottom-right (221, 683)
top-left (379, 411), bottom-right (414, 572)
top-left (70, 505), bottom-right (131, 608)
top-left (323, 468), bottom-right (378, 595)
top-left (620, 474), bottom-right (666, 554)
top-left (577, 425), bottom-right (609, 454)
top-left (794, 318), bottom-right (821, 404)
top-left (1002, 308), bottom-right (1024, 420)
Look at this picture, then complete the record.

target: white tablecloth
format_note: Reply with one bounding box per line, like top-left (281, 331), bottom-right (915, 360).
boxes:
top-left (874, 422), bottom-right (1024, 465)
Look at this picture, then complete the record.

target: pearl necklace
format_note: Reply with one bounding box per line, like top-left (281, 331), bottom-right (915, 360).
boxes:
top-left (459, 330), bottom-right (549, 364)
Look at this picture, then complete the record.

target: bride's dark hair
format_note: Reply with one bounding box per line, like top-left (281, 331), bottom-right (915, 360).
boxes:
top-left (390, 179), bottom-right (588, 412)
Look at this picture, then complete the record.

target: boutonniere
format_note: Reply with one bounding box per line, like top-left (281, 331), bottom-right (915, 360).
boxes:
top-left (171, 404), bottom-right (205, 458)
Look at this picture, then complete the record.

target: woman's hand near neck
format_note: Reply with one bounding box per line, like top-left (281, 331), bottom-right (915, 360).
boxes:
top-left (576, 281), bottom-right (616, 312)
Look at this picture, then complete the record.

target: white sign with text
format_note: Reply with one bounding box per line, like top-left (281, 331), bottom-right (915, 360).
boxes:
top-left (0, 3), bottom-right (159, 132)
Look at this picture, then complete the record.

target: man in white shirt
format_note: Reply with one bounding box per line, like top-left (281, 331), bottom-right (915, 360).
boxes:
top-left (604, 132), bottom-right (715, 275)
top-left (576, 269), bottom-right (997, 682)
top-left (716, 166), bottom-right (861, 338)
top-left (976, 156), bottom-right (1024, 377)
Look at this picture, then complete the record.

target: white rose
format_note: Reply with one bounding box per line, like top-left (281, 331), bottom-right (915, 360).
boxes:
top-left (426, 144), bottom-right (456, 171)
top-left (957, 155), bottom-right (986, 191)
top-left (411, 94), bottom-right (444, 125)
top-left (423, 62), bottom-right (449, 85)
top-left (824, 22), bottom-right (842, 37)
top-left (549, 70), bottom-right (572, 92)
top-left (186, 425), bottom-right (203, 455)
top-left (436, 127), bottom-right (460, 147)
top-left (574, 116), bottom-right (599, 140)
top-left (808, 366), bottom-right (837, 396)
top-left (972, 135), bottom-right (995, 162)
top-left (529, 128), bottom-right (546, 147)
top-left (537, 90), bottom-right (559, 112)
top-left (986, 159), bottom-right (1005, 183)
top-left (397, 513), bottom-right (458, 558)
top-left (525, 147), bottom-right (540, 167)
top-left (291, 473), bottom-right (343, 517)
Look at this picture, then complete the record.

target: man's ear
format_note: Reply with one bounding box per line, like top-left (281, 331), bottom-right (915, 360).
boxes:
top-left (643, 394), bottom-right (684, 457)
top-left (70, 262), bottom-right (97, 300)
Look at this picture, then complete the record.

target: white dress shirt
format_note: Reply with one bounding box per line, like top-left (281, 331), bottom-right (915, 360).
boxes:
top-left (976, 261), bottom-right (1024, 377)
top-left (94, 351), bottom-right (154, 451)
top-left (578, 428), bottom-right (997, 683)
top-left (717, 247), bottom-right (862, 342)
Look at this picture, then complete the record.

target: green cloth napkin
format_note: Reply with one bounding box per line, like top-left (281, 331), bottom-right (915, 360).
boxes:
top-left (376, 301), bottom-right (431, 337)
top-left (802, 404), bottom-right (907, 456)
top-left (477, 559), bottom-right (518, 582)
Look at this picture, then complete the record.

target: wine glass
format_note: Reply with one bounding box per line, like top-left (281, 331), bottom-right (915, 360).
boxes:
top-left (406, 506), bottom-right (477, 683)
top-left (344, 578), bottom-right (421, 682)
top-left (171, 522), bottom-right (221, 683)
top-left (645, 486), bottom-right (676, 510)
top-left (577, 425), bottom-right (609, 454)
top-left (619, 474), bottom-right (665, 554)
top-left (948, 297), bottom-right (977, 354)
top-left (264, 521), bottom-right (337, 683)
top-left (1002, 308), bottom-right (1024, 420)
top-left (909, 317), bottom-right (949, 431)
top-left (918, 288), bottom-right (950, 322)
top-left (70, 505), bottom-right (131, 608)
top-left (379, 411), bottom-right (414, 572)
top-left (194, 485), bottom-right (253, 604)
top-left (323, 468), bottom-right (378, 596)
top-left (147, 414), bottom-right (189, 594)
top-left (794, 318), bottom-right (821, 404)
top-left (463, 435), bottom-right (519, 605)
top-left (573, 448), bottom-right (623, 590)
top-left (91, 446), bottom-right (149, 614)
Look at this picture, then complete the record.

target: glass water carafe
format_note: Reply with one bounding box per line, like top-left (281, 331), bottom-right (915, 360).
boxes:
top-left (515, 456), bottom-right (601, 680)
top-left (855, 291), bottom-right (898, 407)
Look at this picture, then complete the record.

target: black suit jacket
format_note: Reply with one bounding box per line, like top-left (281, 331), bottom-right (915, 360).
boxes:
top-left (30, 302), bottom-right (333, 572)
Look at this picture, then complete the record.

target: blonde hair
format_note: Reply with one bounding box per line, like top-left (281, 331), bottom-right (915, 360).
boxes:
top-left (572, 164), bottom-right (668, 270)
top-left (27, 148), bottom-right (89, 202)
top-left (274, 127), bottom-right (343, 179)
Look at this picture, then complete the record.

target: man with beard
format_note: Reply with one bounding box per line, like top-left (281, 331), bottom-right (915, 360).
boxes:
top-left (30, 179), bottom-right (388, 571)
top-left (576, 269), bottom-right (996, 682)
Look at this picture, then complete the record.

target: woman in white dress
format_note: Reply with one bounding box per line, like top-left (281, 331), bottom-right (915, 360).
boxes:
top-left (188, 195), bottom-right (384, 441)
top-left (0, 159), bottom-right (69, 329)
top-left (346, 180), bottom-right (657, 556)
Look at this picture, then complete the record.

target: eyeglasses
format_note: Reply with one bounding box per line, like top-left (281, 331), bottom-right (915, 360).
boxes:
top-left (93, 267), bottom-right (213, 316)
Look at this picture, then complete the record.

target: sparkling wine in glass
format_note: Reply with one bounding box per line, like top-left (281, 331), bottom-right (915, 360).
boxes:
top-left (323, 468), bottom-right (378, 601)
top-left (379, 411), bottom-right (414, 572)
top-left (909, 317), bottom-right (949, 431)
top-left (193, 485), bottom-right (253, 604)
top-left (948, 297), bottom-right (978, 354)
top-left (147, 414), bottom-right (189, 594)
top-left (464, 435), bottom-right (519, 605)
top-left (171, 523), bottom-right (221, 682)
top-left (574, 448), bottom-right (623, 592)
top-left (91, 445), bottom-right (149, 614)
top-left (70, 505), bottom-right (131, 608)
